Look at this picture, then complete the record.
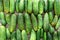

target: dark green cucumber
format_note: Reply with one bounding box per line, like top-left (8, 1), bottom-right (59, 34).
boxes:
top-left (57, 28), bottom-right (60, 40)
top-left (4, 0), bottom-right (9, 13)
top-left (47, 32), bottom-right (52, 40)
top-left (39, 0), bottom-right (44, 14)
top-left (31, 14), bottom-right (37, 31)
top-left (40, 29), bottom-right (43, 38)
top-left (37, 29), bottom-right (40, 40)
top-left (9, 14), bottom-right (16, 33)
top-left (6, 28), bottom-right (10, 39)
top-left (27, 0), bottom-right (32, 13)
top-left (11, 32), bottom-right (16, 40)
top-left (19, 0), bottom-right (24, 12)
top-left (5, 14), bottom-right (11, 24)
top-left (24, 13), bottom-right (32, 34)
top-left (0, 0), bottom-right (3, 12)
top-left (22, 30), bottom-right (28, 40)
top-left (16, 0), bottom-right (20, 12)
top-left (55, 18), bottom-right (60, 30)
top-left (44, 13), bottom-right (49, 31)
top-left (48, 12), bottom-right (53, 23)
top-left (16, 29), bottom-right (21, 40)
top-left (37, 14), bottom-right (42, 29)
top-left (51, 15), bottom-right (58, 27)
top-left (0, 25), bottom-right (6, 40)
top-left (18, 13), bottom-right (24, 30)
top-left (10, 0), bottom-right (15, 13)
top-left (53, 31), bottom-right (58, 40)
top-left (24, 0), bottom-right (28, 12)
top-left (54, 0), bottom-right (60, 16)
top-left (33, 0), bottom-right (39, 15)
top-left (48, 0), bottom-right (54, 11)
top-left (44, 0), bottom-right (48, 12)
top-left (43, 32), bottom-right (47, 40)
top-left (0, 12), bottom-right (6, 25)
top-left (49, 24), bottom-right (55, 33)
top-left (30, 30), bottom-right (36, 40)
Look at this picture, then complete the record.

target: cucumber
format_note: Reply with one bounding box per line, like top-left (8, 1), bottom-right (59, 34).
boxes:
top-left (30, 30), bottom-right (36, 40)
top-left (44, 13), bottom-right (49, 31)
top-left (24, 13), bottom-right (32, 34)
top-left (24, 0), bottom-right (28, 12)
top-left (22, 30), bottom-right (28, 40)
top-left (37, 14), bottom-right (43, 29)
top-left (37, 29), bottom-right (40, 40)
top-left (27, 0), bottom-right (32, 13)
top-left (48, 12), bottom-right (53, 23)
top-left (57, 28), bottom-right (60, 40)
top-left (44, 0), bottom-right (48, 12)
top-left (55, 18), bottom-right (60, 30)
top-left (10, 0), bottom-right (15, 13)
top-left (6, 28), bottom-right (10, 39)
top-left (49, 24), bottom-right (55, 33)
top-left (54, 0), bottom-right (60, 16)
top-left (33, 0), bottom-right (39, 15)
top-left (0, 25), bottom-right (6, 40)
top-left (53, 31), bottom-right (58, 40)
top-left (4, 0), bottom-right (9, 13)
top-left (43, 32), bottom-right (47, 40)
top-left (9, 14), bottom-right (16, 33)
top-left (40, 29), bottom-right (43, 38)
top-left (0, 0), bottom-right (3, 12)
top-left (16, 0), bottom-right (20, 12)
top-left (11, 32), bottom-right (16, 40)
top-left (19, 0), bottom-right (24, 12)
top-left (31, 14), bottom-right (37, 31)
top-left (51, 15), bottom-right (58, 27)
top-left (5, 14), bottom-right (11, 24)
top-left (18, 13), bottom-right (24, 30)
top-left (47, 32), bottom-right (52, 40)
top-left (39, 0), bottom-right (44, 14)
top-left (16, 29), bottom-right (21, 40)
top-left (0, 12), bottom-right (6, 25)
top-left (48, 0), bottom-right (54, 11)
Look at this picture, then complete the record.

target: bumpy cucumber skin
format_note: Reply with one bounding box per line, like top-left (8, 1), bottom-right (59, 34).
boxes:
top-left (19, 0), bottom-right (24, 12)
top-left (0, 25), bottom-right (6, 40)
top-left (16, 29), bottom-right (21, 40)
top-left (38, 14), bottom-right (42, 29)
top-left (16, 0), bottom-right (20, 12)
top-left (0, 12), bottom-right (6, 25)
top-left (39, 0), bottom-right (44, 14)
top-left (4, 0), bottom-right (9, 13)
top-left (44, 13), bottom-right (49, 31)
top-left (53, 31), bottom-right (58, 40)
top-left (11, 32), bottom-right (16, 40)
top-left (6, 28), bottom-right (10, 39)
top-left (30, 30), bottom-right (36, 40)
top-left (33, 0), bottom-right (39, 15)
top-left (10, 0), bottom-right (15, 13)
top-left (24, 13), bottom-right (32, 34)
top-left (18, 13), bottom-right (24, 30)
top-left (37, 29), bottom-right (40, 40)
top-left (44, 32), bottom-right (47, 40)
top-left (51, 15), bottom-right (58, 27)
top-left (24, 0), bottom-right (28, 12)
top-left (9, 14), bottom-right (16, 33)
top-left (48, 12), bottom-right (53, 23)
top-left (54, 0), bottom-right (60, 16)
top-left (31, 14), bottom-right (37, 31)
top-left (22, 30), bottom-right (28, 40)
top-left (0, 0), bottom-right (3, 12)
top-left (27, 0), bottom-right (32, 13)
top-left (55, 18), bottom-right (60, 30)
top-left (40, 29), bottom-right (43, 38)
